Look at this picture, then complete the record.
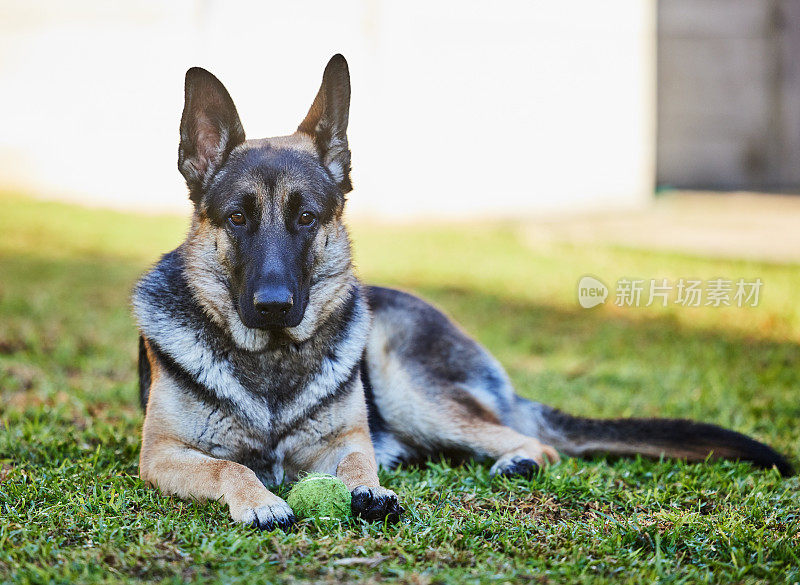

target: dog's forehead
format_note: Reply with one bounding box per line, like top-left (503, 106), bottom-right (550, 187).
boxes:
top-left (221, 139), bottom-right (332, 201)
top-left (203, 135), bottom-right (343, 223)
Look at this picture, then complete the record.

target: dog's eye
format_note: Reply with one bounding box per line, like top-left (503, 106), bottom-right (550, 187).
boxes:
top-left (298, 211), bottom-right (316, 226)
top-left (228, 212), bottom-right (246, 227)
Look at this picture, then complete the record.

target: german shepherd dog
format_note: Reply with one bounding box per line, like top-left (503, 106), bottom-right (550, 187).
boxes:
top-left (133, 55), bottom-right (792, 530)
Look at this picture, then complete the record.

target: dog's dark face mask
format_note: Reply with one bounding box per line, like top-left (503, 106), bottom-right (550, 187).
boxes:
top-left (204, 148), bottom-right (343, 330)
top-left (176, 56), bottom-right (352, 332)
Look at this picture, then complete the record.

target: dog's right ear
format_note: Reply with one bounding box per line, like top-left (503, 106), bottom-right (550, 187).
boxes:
top-left (298, 55), bottom-right (352, 194)
top-left (178, 67), bottom-right (246, 201)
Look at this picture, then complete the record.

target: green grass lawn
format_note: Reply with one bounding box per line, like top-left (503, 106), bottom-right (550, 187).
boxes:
top-left (1, 192), bottom-right (799, 584)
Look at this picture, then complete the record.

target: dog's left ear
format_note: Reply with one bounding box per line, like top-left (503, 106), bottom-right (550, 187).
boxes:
top-left (298, 54), bottom-right (352, 194)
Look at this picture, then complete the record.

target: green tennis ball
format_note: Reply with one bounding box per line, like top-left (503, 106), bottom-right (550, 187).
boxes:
top-left (286, 473), bottom-right (352, 520)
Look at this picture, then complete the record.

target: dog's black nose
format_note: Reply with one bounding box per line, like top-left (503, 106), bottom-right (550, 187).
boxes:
top-left (253, 287), bottom-right (294, 320)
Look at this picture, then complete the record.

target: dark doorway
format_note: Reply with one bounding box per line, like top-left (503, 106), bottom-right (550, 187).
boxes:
top-left (658, 0), bottom-right (800, 191)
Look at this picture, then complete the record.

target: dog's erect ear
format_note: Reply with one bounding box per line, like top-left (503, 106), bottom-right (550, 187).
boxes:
top-left (298, 54), bottom-right (352, 194)
top-left (178, 67), bottom-right (246, 201)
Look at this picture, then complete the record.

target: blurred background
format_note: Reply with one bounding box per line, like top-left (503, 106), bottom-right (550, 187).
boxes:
top-left (3, 0), bottom-right (799, 219)
top-left (0, 0), bottom-right (654, 218)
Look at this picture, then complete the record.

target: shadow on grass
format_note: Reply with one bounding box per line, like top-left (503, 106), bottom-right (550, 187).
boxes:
top-left (2, 253), bottom-right (798, 465)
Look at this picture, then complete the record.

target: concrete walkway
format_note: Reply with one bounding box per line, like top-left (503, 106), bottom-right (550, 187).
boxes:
top-left (522, 192), bottom-right (800, 263)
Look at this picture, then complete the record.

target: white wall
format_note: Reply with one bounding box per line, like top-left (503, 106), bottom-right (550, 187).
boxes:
top-left (0, 0), bottom-right (656, 219)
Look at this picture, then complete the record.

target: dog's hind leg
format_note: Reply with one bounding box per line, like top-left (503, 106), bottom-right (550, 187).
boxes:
top-left (365, 286), bottom-right (559, 476)
top-left (365, 359), bottom-right (559, 476)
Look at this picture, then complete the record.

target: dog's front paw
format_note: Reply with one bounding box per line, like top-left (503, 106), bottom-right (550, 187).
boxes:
top-left (234, 498), bottom-right (296, 531)
top-left (351, 485), bottom-right (404, 523)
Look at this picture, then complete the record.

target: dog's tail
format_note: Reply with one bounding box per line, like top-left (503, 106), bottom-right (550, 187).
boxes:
top-left (515, 397), bottom-right (793, 476)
